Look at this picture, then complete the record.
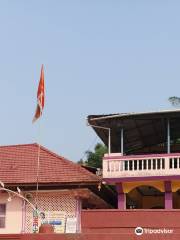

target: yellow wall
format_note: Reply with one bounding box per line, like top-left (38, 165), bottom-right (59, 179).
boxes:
top-left (122, 181), bottom-right (164, 193)
top-left (121, 180), bottom-right (180, 209)
top-left (172, 181), bottom-right (180, 192)
top-left (122, 180), bottom-right (180, 193)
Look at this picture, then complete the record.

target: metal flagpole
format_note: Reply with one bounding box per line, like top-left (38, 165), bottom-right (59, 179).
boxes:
top-left (32, 65), bottom-right (45, 233)
top-left (35, 142), bottom-right (41, 206)
top-left (35, 96), bottom-right (43, 208)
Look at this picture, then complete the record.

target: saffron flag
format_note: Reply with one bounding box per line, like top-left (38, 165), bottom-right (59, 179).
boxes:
top-left (32, 65), bottom-right (45, 123)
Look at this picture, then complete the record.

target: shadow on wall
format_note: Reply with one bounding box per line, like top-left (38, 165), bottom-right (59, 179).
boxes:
top-left (126, 185), bottom-right (164, 209)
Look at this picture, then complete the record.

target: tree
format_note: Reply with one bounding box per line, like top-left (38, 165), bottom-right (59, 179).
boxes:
top-left (168, 96), bottom-right (180, 107)
top-left (78, 143), bottom-right (108, 168)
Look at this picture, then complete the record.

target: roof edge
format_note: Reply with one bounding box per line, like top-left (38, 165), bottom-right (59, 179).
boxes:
top-left (88, 109), bottom-right (180, 121)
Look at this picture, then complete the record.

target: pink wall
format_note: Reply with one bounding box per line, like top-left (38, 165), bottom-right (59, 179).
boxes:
top-left (0, 191), bottom-right (79, 234)
top-left (0, 193), bottom-right (23, 234)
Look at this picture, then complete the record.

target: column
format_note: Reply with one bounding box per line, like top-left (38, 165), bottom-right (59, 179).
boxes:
top-left (116, 183), bottom-right (126, 210)
top-left (164, 181), bottom-right (173, 209)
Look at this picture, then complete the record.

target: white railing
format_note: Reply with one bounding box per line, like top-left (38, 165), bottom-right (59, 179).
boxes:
top-left (103, 153), bottom-right (180, 178)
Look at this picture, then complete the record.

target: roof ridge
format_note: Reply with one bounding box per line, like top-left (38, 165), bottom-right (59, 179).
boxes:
top-left (0, 143), bottom-right (37, 148)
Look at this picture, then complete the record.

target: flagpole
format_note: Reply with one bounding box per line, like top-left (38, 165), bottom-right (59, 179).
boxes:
top-left (35, 141), bottom-right (41, 207)
top-left (35, 93), bottom-right (43, 208)
top-left (33, 65), bottom-right (44, 209)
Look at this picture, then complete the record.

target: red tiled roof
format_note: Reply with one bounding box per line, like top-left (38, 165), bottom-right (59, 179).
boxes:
top-left (0, 143), bottom-right (99, 185)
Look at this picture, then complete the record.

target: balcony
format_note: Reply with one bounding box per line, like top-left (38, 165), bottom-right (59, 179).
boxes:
top-left (103, 153), bottom-right (180, 179)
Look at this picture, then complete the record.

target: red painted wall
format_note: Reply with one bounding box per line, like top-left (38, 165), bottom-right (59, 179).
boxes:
top-left (0, 232), bottom-right (180, 240)
top-left (0, 233), bottom-right (180, 240)
top-left (81, 209), bottom-right (180, 238)
top-left (1, 210), bottom-right (180, 240)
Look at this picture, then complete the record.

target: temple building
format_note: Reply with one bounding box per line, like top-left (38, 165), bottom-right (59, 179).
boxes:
top-left (88, 109), bottom-right (180, 210)
top-left (0, 143), bottom-right (111, 234)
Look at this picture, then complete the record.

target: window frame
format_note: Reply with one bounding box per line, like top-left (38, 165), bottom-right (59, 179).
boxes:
top-left (0, 204), bottom-right (6, 228)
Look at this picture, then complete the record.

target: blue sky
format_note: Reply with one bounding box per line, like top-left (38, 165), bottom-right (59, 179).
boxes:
top-left (0, 1), bottom-right (180, 161)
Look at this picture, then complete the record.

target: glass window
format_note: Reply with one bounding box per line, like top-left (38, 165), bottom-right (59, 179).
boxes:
top-left (0, 204), bottom-right (6, 228)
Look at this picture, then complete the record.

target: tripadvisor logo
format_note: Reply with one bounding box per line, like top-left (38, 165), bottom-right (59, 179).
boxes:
top-left (135, 227), bottom-right (143, 236)
top-left (135, 227), bottom-right (174, 235)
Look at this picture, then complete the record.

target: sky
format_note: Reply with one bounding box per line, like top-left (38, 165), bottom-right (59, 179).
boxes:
top-left (0, 1), bottom-right (180, 162)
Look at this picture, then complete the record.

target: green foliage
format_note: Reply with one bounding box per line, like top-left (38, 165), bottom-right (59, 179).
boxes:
top-left (78, 143), bottom-right (108, 168)
top-left (168, 96), bottom-right (180, 107)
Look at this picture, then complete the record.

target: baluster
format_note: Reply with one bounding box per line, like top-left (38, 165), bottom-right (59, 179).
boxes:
top-left (155, 159), bottom-right (157, 169)
top-left (107, 160), bottom-right (110, 172)
top-left (109, 161), bottom-right (112, 172)
top-left (160, 158), bottom-right (162, 169)
top-left (116, 161), bottom-right (119, 171)
top-left (112, 161), bottom-right (115, 172)
top-left (132, 160), bottom-right (134, 171)
top-left (122, 161), bottom-right (125, 171)
top-left (151, 159), bottom-right (153, 169)
top-left (172, 158), bottom-right (174, 169)
top-left (119, 161), bottom-right (122, 172)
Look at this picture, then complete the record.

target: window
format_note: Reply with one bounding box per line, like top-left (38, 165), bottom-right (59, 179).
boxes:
top-left (0, 204), bottom-right (6, 228)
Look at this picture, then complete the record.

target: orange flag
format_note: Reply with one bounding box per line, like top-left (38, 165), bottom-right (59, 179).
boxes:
top-left (32, 65), bottom-right (45, 123)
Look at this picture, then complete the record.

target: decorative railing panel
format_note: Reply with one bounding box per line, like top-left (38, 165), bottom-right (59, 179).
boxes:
top-left (103, 153), bottom-right (180, 178)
